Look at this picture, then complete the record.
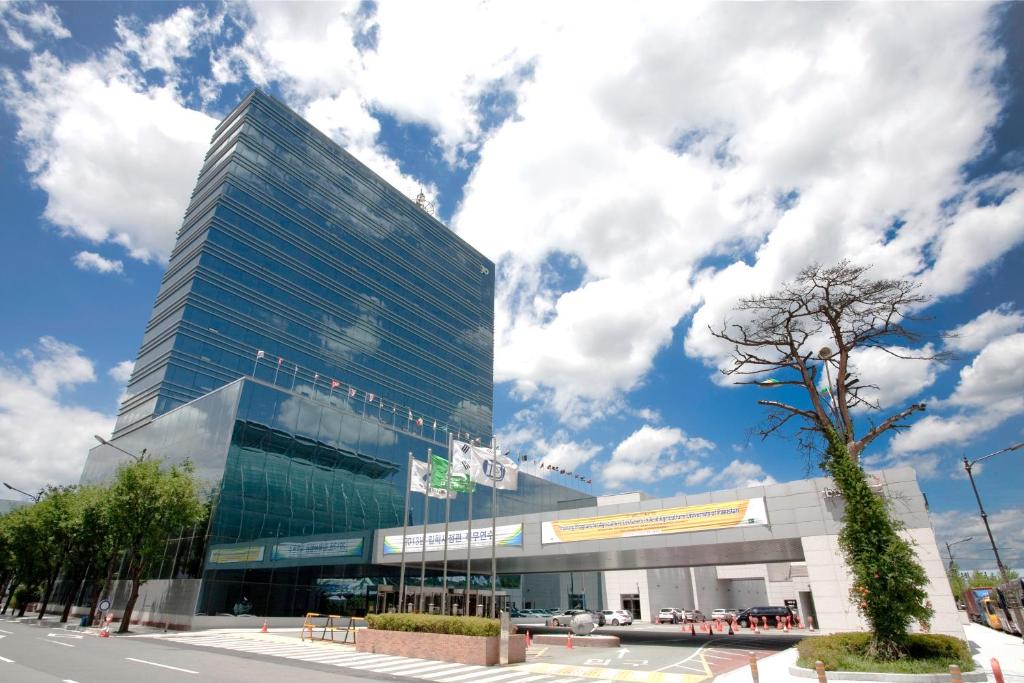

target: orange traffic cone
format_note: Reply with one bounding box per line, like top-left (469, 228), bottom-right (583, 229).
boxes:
top-left (261, 619), bottom-right (269, 633)
top-left (526, 630), bottom-right (532, 648)
top-left (566, 632), bottom-right (573, 649)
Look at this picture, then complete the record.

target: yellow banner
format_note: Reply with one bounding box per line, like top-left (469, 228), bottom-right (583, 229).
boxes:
top-left (210, 545), bottom-right (265, 564)
top-left (541, 498), bottom-right (767, 544)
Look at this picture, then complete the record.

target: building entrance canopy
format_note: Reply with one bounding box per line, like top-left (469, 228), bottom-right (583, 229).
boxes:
top-left (373, 467), bottom-right (931, 575)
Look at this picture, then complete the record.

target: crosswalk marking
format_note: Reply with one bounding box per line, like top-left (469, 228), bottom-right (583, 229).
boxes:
top-left (153, 631), bottom-right (618, 683)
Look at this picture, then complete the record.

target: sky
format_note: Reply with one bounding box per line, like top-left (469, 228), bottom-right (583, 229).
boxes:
top-left (0, 1), bottom-right (1022, 573)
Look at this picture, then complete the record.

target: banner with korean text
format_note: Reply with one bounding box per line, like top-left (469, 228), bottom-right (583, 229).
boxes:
top-left (383, 524), bottom-right (523, 554)
top-left (271, 537), bottom-right (365, 560)
top-left (541, 498), bottom-right (768, 544)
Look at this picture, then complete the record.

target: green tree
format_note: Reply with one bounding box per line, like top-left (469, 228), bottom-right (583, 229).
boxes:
top-left (967, 569), bottom-right (1018, 588)
top-left (1, 504), bottom-right (49, 616)
top-left (106, 459), bottom-right (204, 633)
top-left (947, 564), bottom-right (967, 602)
top-left (56, 486), bottom-right (113, 623)
top-left (712, 261), bottom-right (940, 659)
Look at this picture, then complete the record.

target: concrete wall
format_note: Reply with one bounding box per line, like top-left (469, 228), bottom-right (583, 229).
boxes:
top-left (106, 578), bottom-right (201, 630)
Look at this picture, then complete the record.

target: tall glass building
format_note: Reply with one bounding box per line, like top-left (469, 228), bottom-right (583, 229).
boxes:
top-left (81, 91), bottom-right (592, 622)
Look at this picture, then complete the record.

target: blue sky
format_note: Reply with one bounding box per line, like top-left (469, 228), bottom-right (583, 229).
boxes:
top-left (0, 2), bottom-right (1022, 572)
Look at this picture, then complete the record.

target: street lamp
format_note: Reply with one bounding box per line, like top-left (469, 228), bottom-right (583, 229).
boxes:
top-left (944, 537), bottom-right (973, 572)
top-left (93, 435), bottom-right (146, 463)
top-left (962, 442), bottom-right (1024, 642)
top-left (2, 482), bottom-right (40, 502)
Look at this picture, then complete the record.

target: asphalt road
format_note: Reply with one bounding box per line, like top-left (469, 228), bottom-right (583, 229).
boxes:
top-left (0, 617), bottom-right (389, 683)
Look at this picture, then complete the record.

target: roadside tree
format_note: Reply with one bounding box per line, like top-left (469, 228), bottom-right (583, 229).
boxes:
top-left (106, 459), bottom-right (204, 633)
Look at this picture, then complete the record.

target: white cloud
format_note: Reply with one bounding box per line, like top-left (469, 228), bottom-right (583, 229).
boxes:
top-left (931, 507), bottom-right (1024, 572)
top-left (945, 304), bottom-right (1024, 354)
top-left (862, 451), bottom-right (943, 480)
top-left (0, 3), bottom-right (70, 51)
top-left (72, 251), bottom-right (124, 275)
top-left (603, 425), bottom-right (715, 486)
top-left (889, 333), bottom-right (1024, 454)
top-left (439, 3), bottom-right (1024, 427)
top-left (116, 6), bottom-right (222, 82)
top-left (2, 51), bottom-right (218, 261)
top-left (0, 338), bottom-right (114, 489)
top-left (709, 459), bottom-right (778, 489)
top-left (534, 438), bottom-right (602, 474)
top-left (108, 360), bottom-right (134, 384)
top-left (848, 344), bottom-right (941, 411)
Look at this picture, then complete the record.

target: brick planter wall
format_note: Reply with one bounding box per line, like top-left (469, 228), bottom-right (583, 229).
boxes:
top-left (357, 630), bottom-right (526, 666)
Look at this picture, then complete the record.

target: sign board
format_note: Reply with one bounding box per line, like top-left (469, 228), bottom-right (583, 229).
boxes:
top-left (209, 545), bottom-right (265, 564)
top-left (785, 599), bottom-right (798, 611)
top-left (98, 598), bottom-right (111, 611)
top-left (383, 524), bottom-right (523, 554)
top-left (271, 538), bottom-right (364, 560)
top-left (541, 498), bottom-right (768, 544)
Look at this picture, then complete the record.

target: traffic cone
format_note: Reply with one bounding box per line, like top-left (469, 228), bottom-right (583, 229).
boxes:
top-left (526, 630), bottom-right (532, 648)
top-left (808, 616), bottom-right (815, 632)
top-left (261, 619), bottom-right (269, 633)
top-left (566, 632), bottom-right (573, 649)
top-left (100, 625), bottom-right (110, 638)
top-left (784, 617), bottom-right (789, 632)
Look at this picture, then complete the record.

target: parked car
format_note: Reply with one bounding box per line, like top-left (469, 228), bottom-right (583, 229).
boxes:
top-left (736, 606), bottom-right (794, 627)
top-left (657, 608), bottom-right (679, 624)
top-left (550, 609), bottom-right (604, 627)
top-left (710, 608), bottom-right (731, 621)
top-left (684, 609), bottom-right (705, 622)
top-left (600, 609), bottom-right (632, 626)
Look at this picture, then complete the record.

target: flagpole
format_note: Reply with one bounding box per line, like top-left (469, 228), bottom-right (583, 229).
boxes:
top-left (441, 445), bottom-right (451, 615)
top-left (251, 351), bottom-right (262, 376)
top-left (490, 439), bottom-right (498, 617)
top-left (418, 454), bottom-right (431, 613)
top-left (464, 437), bottom-right (473, 616)
top-left (398, 452), bottom-right (413, 613)
top-left (290, 362), bottom-right (298, 389)
top-left (273, 357), bottom-right (282, 384)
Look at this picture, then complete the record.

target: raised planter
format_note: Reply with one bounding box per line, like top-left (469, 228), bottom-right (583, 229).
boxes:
top-left (357, 629), bottom-right (526, 666)
top-left (789, 665), bottom-right (986, 682)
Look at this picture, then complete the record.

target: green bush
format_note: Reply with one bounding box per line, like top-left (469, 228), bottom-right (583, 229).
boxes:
top-left (366, 613), bottom-right (500, 637)
top-left (797, 632), bottom-right (974, 674)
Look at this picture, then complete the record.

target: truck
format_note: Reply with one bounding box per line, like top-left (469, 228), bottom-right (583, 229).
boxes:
top-left (962, 587), bottom-right (994, 625)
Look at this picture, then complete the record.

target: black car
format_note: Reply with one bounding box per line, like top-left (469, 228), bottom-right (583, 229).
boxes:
top-left (736, 606), bottom-right (794, 627)
top-left (549, 609), bottom-right (605, 627)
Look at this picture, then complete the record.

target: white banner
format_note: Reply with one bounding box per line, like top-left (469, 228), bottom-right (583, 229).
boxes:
top-left (410, 458), bottom-right (455, 499)
top-left (271, 537), bottom-right (364, 560)
top-left (451, 440), bottom-right (518, 491)
top-left (383, 523), bottom-right (524, 554)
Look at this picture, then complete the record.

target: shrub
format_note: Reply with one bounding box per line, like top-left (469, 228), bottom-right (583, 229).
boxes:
top-left (797, 632), bottom-right (974, 674)
top-left (366, 613), bottom-right (500, 637)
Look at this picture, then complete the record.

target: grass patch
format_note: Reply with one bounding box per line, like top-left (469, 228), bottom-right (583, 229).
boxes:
top-left (366, 613), bottom-right (499, 637)
top-left (796, 633), bottom-right (974, 674)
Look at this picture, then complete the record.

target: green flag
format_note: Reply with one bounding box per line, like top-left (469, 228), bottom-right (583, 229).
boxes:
top-left (430, 453), bottom-right (474, 493)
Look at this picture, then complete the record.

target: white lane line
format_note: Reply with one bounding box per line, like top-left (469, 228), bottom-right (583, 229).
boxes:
top-left (0, 655), bottom-right (13, 663)
top-left (436, 669), bottom-right (525, 683)
top-left (42, 639), bottom-right (75, 648)
top-left (0, 628), bottom-right (12, 634)
top-left (62, 679), bottom-right (81, 683)
top-left (125, 657), bottom-right (199, 674)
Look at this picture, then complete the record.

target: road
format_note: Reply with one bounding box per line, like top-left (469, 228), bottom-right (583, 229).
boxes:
top-left (0, 617), bottom-right (386, 683)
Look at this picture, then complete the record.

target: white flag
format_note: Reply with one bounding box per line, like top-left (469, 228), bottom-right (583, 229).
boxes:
top-left (410, 459), bottom-right (455, 499)
top-left (451, 440), bottom-right (519, 491)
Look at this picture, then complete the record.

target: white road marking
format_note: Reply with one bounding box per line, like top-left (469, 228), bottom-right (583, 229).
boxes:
top-left (62, 680), bottom-right (81, 682)
top-left (0, 628), bottom-right (12, 634)
top-left (0, 655), bottom-right (14, 663)
top-left (42, 638), bottom-right (75, 647)
top-left (48, 632), bottom-right (84, 639)
top-left (125, 657), bottom-right (199, 674)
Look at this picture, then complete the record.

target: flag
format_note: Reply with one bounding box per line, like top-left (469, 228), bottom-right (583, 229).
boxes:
top-left (410, 459), bottom-right (454, 499)
top-left (416, 417), bottom-right (423, 427)
top-left (367, 392), bottom-right (375, 403)
top-left (451, 440), bottom-right (518, 491)
top-left (408, 409), bottom-right (413, 420)
top-left (430, 453), bottom-right (474, 493)
top-left (432, 421), bottom-right (437, 430)
top-left (313, 373), bottom-right (319, 382)
top-left (348, 387), bottom-right (356, 397)
top-left (256, 350), bottom-right (265, 359)
top-left (331, 380), bottom-right (340, 389)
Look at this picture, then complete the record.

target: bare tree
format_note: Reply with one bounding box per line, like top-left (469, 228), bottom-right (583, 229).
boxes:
top-left (711, 260), bottom-right (943, 462)
top-left (712, 261), bottom-right (943, 658)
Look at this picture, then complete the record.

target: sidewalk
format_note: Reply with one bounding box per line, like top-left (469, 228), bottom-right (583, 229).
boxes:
top-left (713, 624), bottom-right (1024, 682)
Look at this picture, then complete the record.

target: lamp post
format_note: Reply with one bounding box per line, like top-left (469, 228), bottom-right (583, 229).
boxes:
top-left (944, 537), bottom-right (973, 573)
top-left (93, 435), bottom-right (146, 463)
top-left (2, 482), bottom-right (40, 503)
top-left (962, 442), bottom-right (1024, 641)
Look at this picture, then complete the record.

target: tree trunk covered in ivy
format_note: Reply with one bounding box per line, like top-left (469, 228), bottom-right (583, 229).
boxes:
top-left (824, 429), bottom-right (931, 658)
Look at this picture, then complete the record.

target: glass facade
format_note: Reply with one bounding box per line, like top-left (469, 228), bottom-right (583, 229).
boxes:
top-left (115, 89), bottom-right (494, 442)
top-left (84, 378), bottom-right (591, 617)
top-left (80, 90), bottom-right (590, 618)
